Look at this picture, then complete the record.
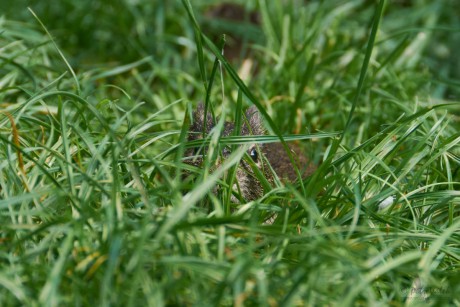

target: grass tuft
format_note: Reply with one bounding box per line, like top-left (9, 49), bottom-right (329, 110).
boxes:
top-left (1, 0), bottom-right (459, 306)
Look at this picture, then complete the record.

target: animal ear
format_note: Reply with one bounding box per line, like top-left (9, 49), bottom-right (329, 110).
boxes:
top-left (243, 105), bottom-right (265, 135)
top-left (190, 103), bottom-right (215, 138)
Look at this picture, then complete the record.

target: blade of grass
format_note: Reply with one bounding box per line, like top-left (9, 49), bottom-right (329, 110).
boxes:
top-left (28, 8), bottom-right (81, 95)
top-left (339, 0), bottom-right (386, 143)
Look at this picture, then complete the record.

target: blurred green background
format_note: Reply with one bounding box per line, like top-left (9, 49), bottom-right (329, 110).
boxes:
top-left (2, 0), bottom-right (459, 93)
top-left (2, 0), bottom-right (459, 139)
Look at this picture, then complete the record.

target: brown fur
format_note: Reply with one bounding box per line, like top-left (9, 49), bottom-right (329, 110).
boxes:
top-left (185, 104), bottom-right (314, 201)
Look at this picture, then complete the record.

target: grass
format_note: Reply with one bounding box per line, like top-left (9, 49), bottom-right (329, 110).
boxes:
top-left (1, 0), bottom-right (460, 306)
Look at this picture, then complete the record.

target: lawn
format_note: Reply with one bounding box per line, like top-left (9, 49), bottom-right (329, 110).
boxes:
top-left (1, 0), bottom-right (459, 306)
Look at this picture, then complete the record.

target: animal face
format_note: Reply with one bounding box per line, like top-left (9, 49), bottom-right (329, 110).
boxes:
top-left (184, 104), bottom-right (273, 202)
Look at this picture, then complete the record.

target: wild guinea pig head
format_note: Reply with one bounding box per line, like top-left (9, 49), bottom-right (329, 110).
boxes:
top-left (185, 104), bottom-right (274, 202)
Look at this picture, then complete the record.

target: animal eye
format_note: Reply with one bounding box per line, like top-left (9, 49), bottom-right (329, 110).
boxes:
top-left (193, 147), bottom-right (201, 155)
top-left (249, 147), bottom-right (258, 162)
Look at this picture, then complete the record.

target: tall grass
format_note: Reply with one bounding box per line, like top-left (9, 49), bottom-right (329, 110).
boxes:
top-left (1, 0), bottom-right (459, 306)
